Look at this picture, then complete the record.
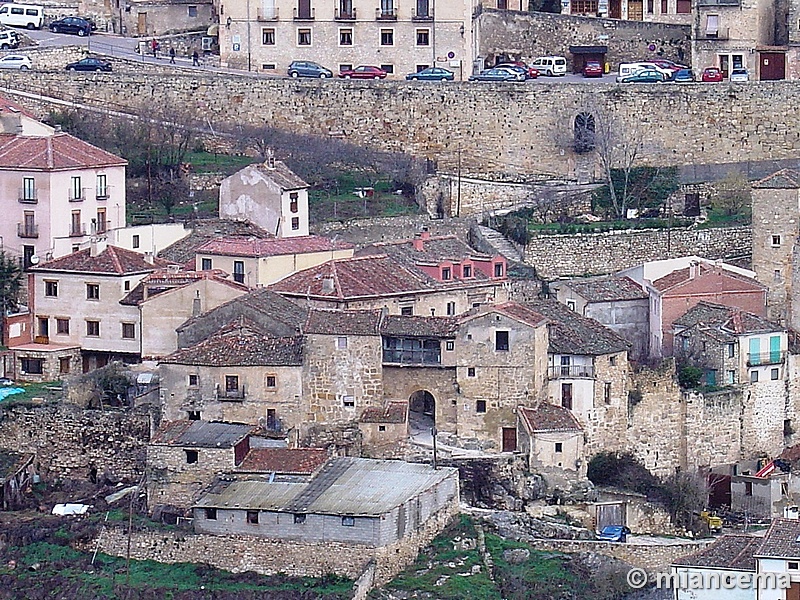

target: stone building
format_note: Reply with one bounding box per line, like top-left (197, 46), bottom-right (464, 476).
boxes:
top-left (559, 0), bottom-right (691, 23)
top-left (517, 404), bottom-right (584, 474)
top-left (116, 0), bottom-right (215, 36)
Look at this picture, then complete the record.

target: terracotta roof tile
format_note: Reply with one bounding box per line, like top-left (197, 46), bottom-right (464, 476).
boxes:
top-left (380, 314), bottom-right (460, 338)
top-left (34, 246), bottom-right (168, 275)
top-left (360, 234), bottom-right (495, 265)
top-left (305, 309), bottom-right (382, 335)
top-left (565, 276), bottom-right (648, 302)
top-left (674, 301), bottom-right (781, 335)
top-left (0, 132), bottom-right (127, 170)
top-left (197, 235), bottom-right (353, 258)
top-left (119, 269), bottom-right (244, 306)
top-left (755, 519), bottom-right (800, 559)
top-left (236, 448), bottom-right (328, 475)
top-left (519, 404), bottom-right (582, 432)
top-left (673, 534), bottom-right (760, 570)
top-left (237, 160), bottom-right (308, 190)
top-left (360, 402), bottom-right (408, 424)
top-left (525, 299), bottom-right (630, 355)
top-left (158, 219), bottom-right (272, 264)
top-left (651, 263), bottom-right (764, 294)
top-left (753, 169), bottom-right (800, 189)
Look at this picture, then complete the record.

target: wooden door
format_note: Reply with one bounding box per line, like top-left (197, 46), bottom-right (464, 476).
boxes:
top-left (760, 52), bottom-right (785, 80)
top-left (561, 383), bottom-right (573, 410)
top-left (297, 0), bottom-right (311, 18)
top-left (628, 0), bottom-right (643, 20)
top-left (137, 12), bottom-right (147, 35)
top-left (788, 582), bottom-right (800, 600)
top-left (502, 427), bottom-right (517, 452)
top-left (609, 0), bottom-right (621, 18)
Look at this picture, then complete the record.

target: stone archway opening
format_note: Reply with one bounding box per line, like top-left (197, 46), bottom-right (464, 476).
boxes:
top-left (408, 390), bottom-right (435, 438)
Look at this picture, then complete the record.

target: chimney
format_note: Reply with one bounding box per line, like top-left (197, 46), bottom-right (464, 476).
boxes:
top-left (420, 228), bottom-right (431, 241)
top-left (412, 234), bottom-right (425, 251)
top-left (321, 276), bottom-right (335, 294)
top-left (689, 261), bottom-right (700, 279)
top-left (192, 290), bottom-right (202, 316)
top-left (144, 252), bottom-right (154, 265)
top-left (89, 239), bottom-right (99, 257)
top-left (265, 148), bottom-right (276, 170)
top-left (167, 264), bottom-right (180, 274)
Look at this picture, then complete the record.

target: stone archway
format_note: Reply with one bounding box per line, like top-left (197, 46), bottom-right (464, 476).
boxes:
top-left (408, 390), bottom-right (435, 438)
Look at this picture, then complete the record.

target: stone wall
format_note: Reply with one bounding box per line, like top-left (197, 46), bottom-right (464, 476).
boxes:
top-left (524, 226), bottom-right (752, 278)
top-left (312, 214), bottom-right (473, 249)
top-left (0, 403), bottom-right (151, 480)
top-left (476, 9), bottom-right (692, 70)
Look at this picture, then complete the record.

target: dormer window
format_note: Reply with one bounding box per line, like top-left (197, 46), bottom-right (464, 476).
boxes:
top-left (494, 262), bottom-right (504, 278)
top-left (462, 264), bottom-right (472, 278)
top-left (441, 267), bottom-right (451, 280)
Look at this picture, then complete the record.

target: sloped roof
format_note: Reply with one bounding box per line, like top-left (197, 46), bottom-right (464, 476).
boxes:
top-left (151, 420), bottom-right (254, 448)
top-left (519, 404), bottom-right (582, 433)
top-left (673, 534), bottom-right (760, 570)
top-left (34, 245), bottom-right (167, 275)
top-left (458, 302), bottom-right (547, 329)
top-left (651, 263), bottom-right (764, 294)
top-left (0, 132), bottom-right (127, 170)
top-left (360, 402), bottom-right (408, 424)
top-left (196, 235), bottom-right (353, 258)
top-left (754, 519), bottom-right (800, 559)
top-left (157, 219), bottom-right (272, 265)
top-left (0, 451), bottom-right (34, 482)
top-left (752, 169), bottom-right (800, 189)
top-left (564, 276), bottom-right (648, 302)
top-left (162, 321), bottom-right (304, 366)
top-left (305, 309), bottom-right (382, 336)
top-left (359, 234), bottom-right (496, 266)
top-left (236, 448), bottom-right (329, 475)
top-left (674, 301), bottom-right (781, 335)
top-left (380, 314), bottom-right (460, 338)
top-left (525, 298), bottom-right (630, 356)
top-left (235, 160), bottom-right (308, 191)
top-left (119, 269), bottom-right (244, 306)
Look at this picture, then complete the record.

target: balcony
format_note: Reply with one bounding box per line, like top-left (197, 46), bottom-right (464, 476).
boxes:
top-left (548, 365), bottom-right (595, 379)
top-left (91, 220), bottom-right (109, 235)
top-left (376, 6), bottom-right (397, 19)
top-left (747, 352), bottom-right (785, 367)
top-left (96, 186), bottom-right (111, 201)
top-left (696, 27), bottom-right (730, 40)
top-left (69, 188), bottom-right (88, 202)
top-left (69, 224), bottom-right (87, 237)
top-left (265, 417), bottom-right (283, 433)
top-left (697, 0), bottom-right (739, 5)
top-left (334, 6), bottom-right (356, 19)
top-left (411, 7), bottom-right (433, 20)
top-left (18, 189), bottom-right (37, 204)
top-left (383, 337), bottom-right (441, 366)
top-left (293, 7), bottom-right (315, 19)
top-left (257, 6), bottom-right (279, 19)
top-left (17, 223), bottom-right (38, 238)
top-left (217, 385), bottom-right (246, 401)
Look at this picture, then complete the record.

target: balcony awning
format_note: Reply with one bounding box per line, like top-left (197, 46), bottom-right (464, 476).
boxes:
top-left (705, 15), bottom-right (719, 35)
top-left (207, 24), bottom-right (219, 36)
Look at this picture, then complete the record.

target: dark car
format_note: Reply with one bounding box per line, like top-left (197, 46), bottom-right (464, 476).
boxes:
top-left (49, 16), bottom-right (93, 36)
top-left (596, 525), bottom-right (631, 543)
top-left (287, 60), bottom-right (332, 78)
top-left (671, 68), bottom-right (695, 82)
top-left (338, 65), bottom-right (387, 79)
top-left (66, 57), bottom-right (112, 72)
top-left (619, 69), bottom-right (664, 83)
top-left (583, 60), bottom-right (603, 77)
top-left (701, 67), bottom-right (724, 82)
top-left (405, 67), bottom-right (454, 81)
top-left (469, 67), bottom-right (521, 82)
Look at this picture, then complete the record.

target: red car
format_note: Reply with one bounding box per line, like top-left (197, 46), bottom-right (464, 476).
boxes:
top-left (511, 60), bottom-right (539, 79)
top-left (701, 67), bottom-right (724, 82)
top-left (338, 65), bottom-right (387, 79)
top-left (583, 60), bottom-right (603, 77)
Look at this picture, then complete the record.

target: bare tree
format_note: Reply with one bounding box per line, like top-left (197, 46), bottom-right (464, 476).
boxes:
top-left (711, 172), bottom-right (751, 219)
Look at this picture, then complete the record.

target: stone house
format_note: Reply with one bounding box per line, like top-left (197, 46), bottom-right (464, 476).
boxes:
top-left (157, 219), bottom-right (273, 268)
top-left (115, 0), bottom-right (215, 36)
top-left (730, 468), bottom-right (800, 519)
top-left (517, 404), bottom-right (584, 473)
top-left (0, 96), bottom-right (127, 267)
top-left (234, 447), bottom-right (329, 477)
top-left (620, 257), bottom-right (767, 358)
top-left (561, 0), bottom-right (691, 23)
top-left (193, 457), bottom-right (459, 547)
top-left (0, 451), bottom-right (36, 510)
top-left (194, 235), bottom-right (354, 287)
top-left (551, 274), bottom-right (649, 361)
top-left (146, 420), bottom-right (255, 511)
top-left (218, 158), bottom-right (310, 238)
top-left (673, 301), bottom-right (788, 387)
top-left (358, 402), bottom-right (409, 457)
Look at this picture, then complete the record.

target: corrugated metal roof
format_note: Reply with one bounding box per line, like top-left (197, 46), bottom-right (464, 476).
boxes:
top-left (195, 480), bottom-right (303, 510)
top-left (151, 420), bottom-right (254, 448)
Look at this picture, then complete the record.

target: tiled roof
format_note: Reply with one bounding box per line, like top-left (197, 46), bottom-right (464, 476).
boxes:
top-left (651, 263), bottom-right (764, 294)
top-left (238, 160), bottom-right (308, 190)
top-left (158, 219), bottom-right (272, 265)
top-left (0, 132), bottom-right (127, 170)
top-left (491, 302), bottom-right (548, 328)
top-left (0, 94), bottom-right (41, 121)
top-left (674, 301), bottom-right (781, 335)
top-left (673, 534), bottom-right (760, 570)
top-left (525, 299), bottom-right (630, 355)
top-left (755, 519), bottom-right (800, 559)
top-left (151, 420), bottom-right (254, 447)
top-left (236, 448), bottom-right (329, 475)
top-left (564, 276), bottom-right (648, 302)
top-left (360, 234), bottom-right (495, 265)
top-left (753, 169), bottom-right (800, 189)
top-left (34, 245), bottom-right (167, 275)
top-left (380, 315), bottom-right (460, 338)
top-left (305, 309), bottom-right (382, 336)
top-left (360, 402), bottom-right (408, 424)
top-left (163, 321), bottom-right (304, 366)
top-left (196, 235), bottom-right (353, 258)
top-left (519, 404), bottom-right (582, 432)
top-left (119, 269), bottom-right (244, 306)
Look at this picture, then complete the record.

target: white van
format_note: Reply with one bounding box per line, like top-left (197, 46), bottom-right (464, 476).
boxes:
top-left (531, 56), bottom-right (567, 76)
top-left (0, 4), bottom-right (44, 30)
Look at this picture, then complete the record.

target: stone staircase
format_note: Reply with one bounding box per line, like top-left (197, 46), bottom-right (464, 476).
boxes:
top-left (476, 225), bottom-right (525, 263)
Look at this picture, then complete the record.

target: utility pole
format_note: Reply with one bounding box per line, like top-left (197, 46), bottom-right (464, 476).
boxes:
top-left (431, 426), bottom-right (438, 469)
top-left (456, 144), bottom-right (462, 217)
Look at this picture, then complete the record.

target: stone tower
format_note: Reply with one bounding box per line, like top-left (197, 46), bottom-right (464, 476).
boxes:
top-left (751, 169), bottom-right (800, 328)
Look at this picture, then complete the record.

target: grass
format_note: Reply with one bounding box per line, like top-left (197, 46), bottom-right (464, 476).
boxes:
top-left (0, 380), bottom-right (62, 406)
top-left (698, 207), bottom-right (751, 229)
top-left (185, 151), bottom-right (254, 175)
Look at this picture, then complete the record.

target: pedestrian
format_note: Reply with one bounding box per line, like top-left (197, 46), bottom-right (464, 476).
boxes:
top-left (192, 50), bottom-right (199, 67)
top-left (169, 47), bottom-right (175, 64)
top-left (150, 38), bottom-right (157, 58)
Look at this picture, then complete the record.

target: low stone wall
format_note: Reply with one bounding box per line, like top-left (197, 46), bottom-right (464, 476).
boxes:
top-left (312, 215), bottom-right (473, 249)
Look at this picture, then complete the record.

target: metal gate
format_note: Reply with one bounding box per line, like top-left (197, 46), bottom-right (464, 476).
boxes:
top-left (593, 501), bottom-right (626, 529)
top-left (759, 52), bottom-right (786, 81)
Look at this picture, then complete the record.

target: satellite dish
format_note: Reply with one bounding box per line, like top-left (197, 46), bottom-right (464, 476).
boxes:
top-left (29, 255), bottom-right (40, 265)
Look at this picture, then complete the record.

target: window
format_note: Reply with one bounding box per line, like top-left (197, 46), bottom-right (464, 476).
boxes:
top-left (266, 374), bottom-right (277, 387)
top-left (380, 64), bottom-right (394, 74)
top-left (495, 331), bottom-right (509, 352)
top-left (441, 267), bottom-right (451, 280)
top-left (705, 14), bottom-right (719, 35)
top-left (263, 63), bottom-right (277, 70)
top-left (400, 306), bottom-right (413, 316)
top-left (646, 0), bottom-right (653, 13)
top-left (189, 374), bottom-right (199, 386)
top-left (380, 29), bottom-right (394, 45)
top-left (566, 300), bottom-right (576, 311)
top-left (343, 395), bottom-right (355, 407)
top-left (185, 449), bottom-right (199, 464)
top-left (416, 29), bottom-right (429, 45)
top-left (132, 235), bottom-right (140, 249)
top-left (188, 5), bottom-right (198, 16)
top-left (298, 28), bottom-right (311, 45)
top-left (604, 382), bottom-right (612, 404)
top-left (294, 514), bottom-right (306, 524)
top-left (339, 63), bottom-right (352, 73)
top-left (247, 510), bottom-right (259, 524)
top-left (291, 217), bottom-right (300, 230)
top-left (233, 261), bottom-right (245, 284)
top-left (676, 0), bottom-right (690, 11)
top-left (38, 317), bottom-right (48, 338)
top-left (476, 400), bottom-right (487, 413)
top-left (775, 270), bottom-right (782, 283)
top-left (772, 234), bottom-right (782, 247)
top-left (262, 27), bottom-right (275, 45)
top-left (96, 212), bottom-right (107, 238)
top-left (122, 323), bottom-right (136, 339)
top-left (59, 356), bottom-right (70, 374)
top-left (339, 28), bottom-right (352, 45)
top-left (555, 442), bottom-right (563, 453)
top-left (70, 176), bottom-right (82, 201)
top-left (772, 367), bottom-right (780, 380)
top-left (45, 280), bottom-right (58, 297)
top-left (463, 265), bottom-right (472, 278)
top-left (124, 280), bottom-right (130, 291)
top-left (205, 508), bottom-right (217, 520)
top-left (22, 176), bottom-right (35, 202)
top-left (726, 370), bottom-right (735, 384)
top-left (20, 357), bottom-right (43, 374)
top-left (446, 340), bottom-right (454, 351)
top-left (609, 355), bottom-right (617, 366)
top-left (468, 367), bottom-right (475, 377)
top-left (201, 258), bottom-right (212, 270)
top-left (574, 112), bottom-right (596, 154)
top-left (789, 561), bottom-right (799, 570)
top-left (188, 410), bottom-right (201, 420)
top-left (225, 375), bottom-right (239, 392)
top-left (86, 320), bottom-right (100, 337)
top-left (494, 263), bottom-right (504, 277)
top-left (337, 336), bottom-right (348, 349)
top-left (750, 370), bottom-right (758, 383)
top-left (744, 481), bottom-right (753, 496)
top-left (96, 174), bottom-right (108, 199)
top-left (289, 192), bottom-right (299, 212)
top-left (727, 343), bottom-right (735, 358)
top-left (56, 318), bottom-right (69, 335)
top-left (660, 0), bottom-right (667, 11)
top-left (342, 516), bottom-right (355, 526)
top-left (378, 425), bottom-right (386, 431)
top-left (86, 283), bottom-right (100, 300)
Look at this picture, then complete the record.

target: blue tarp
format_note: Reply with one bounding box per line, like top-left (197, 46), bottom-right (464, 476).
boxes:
top-left (0, 387), bottom-right (24, 402)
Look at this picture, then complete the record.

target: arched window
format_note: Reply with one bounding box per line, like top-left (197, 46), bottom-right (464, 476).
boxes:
top-left (574, 112), bottom-right (596, 154)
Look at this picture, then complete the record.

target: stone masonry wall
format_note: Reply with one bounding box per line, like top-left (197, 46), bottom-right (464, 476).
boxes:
top-left (524, 226), bottom-right (752, 278)
top-left (0, 403), bottom-right (151, 480)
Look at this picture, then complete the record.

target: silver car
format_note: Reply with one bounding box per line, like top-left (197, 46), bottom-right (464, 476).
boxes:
top-left (730, 68), bottom-right (749, 82)
top-left (0, 54), bottom-right (31, 70)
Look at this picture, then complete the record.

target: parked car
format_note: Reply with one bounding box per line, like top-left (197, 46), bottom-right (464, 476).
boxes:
top-left (508, 61), bottom-right (538, 78)
top-left (495, 62), bottom-right (536, 79)
top-left (619, 69), bottom-right (664, 83)
top-left (0, 53), bottom-right (30, 69)
top-left (730, 68), bottom-right (749, 82)
top-left (0, 30), bottom-right (19, 50)
top-left (596, 525), bottom-right (631, 543)
top-left (287, 60), bottom-right (332, 78)
top-left (650, 58), bottom-right (688, 73)
top-left (701, 67), bottom-right (724, 82)
top-left (338, 65), bottom-right (387, 79)
top-left (582, 60), bottom-right (603, 77)
top-left (670, 68), bottom-right (695, 82)
top-left (405, 66), bottom-right (454, 81)
top-left (468, 67), bottom-right (521, 82)
top-left (530, 55), bottom-right (567, 76)
top-left (65, 57), bottom-right (112, 72)
top-left (49, 16), bottom-right (93, 36)
top-left (493, 64), bottom-right (526, 81)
